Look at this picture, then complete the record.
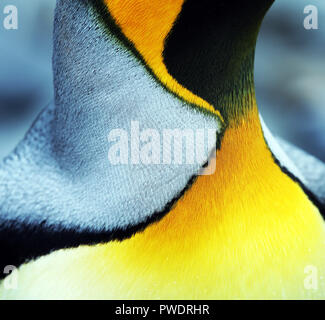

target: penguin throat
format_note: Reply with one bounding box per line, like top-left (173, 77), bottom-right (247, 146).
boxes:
top-left (163, 0), bottom-right (274, 124)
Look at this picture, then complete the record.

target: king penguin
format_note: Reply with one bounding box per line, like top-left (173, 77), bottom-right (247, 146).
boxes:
top-left (1, 0), bottom-right (325, 299)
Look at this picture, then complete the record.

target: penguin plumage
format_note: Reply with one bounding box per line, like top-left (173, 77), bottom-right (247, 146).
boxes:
top-left (1, 0), bottom-right (325, 299)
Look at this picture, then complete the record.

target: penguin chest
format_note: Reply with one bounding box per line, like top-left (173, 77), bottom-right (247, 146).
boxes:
top-left (2, 161), bottom-right (325, 299)
top-left (2, 120), bottom-right (325, 299)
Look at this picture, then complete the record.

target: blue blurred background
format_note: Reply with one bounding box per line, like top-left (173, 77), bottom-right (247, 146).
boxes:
top-left (0, 0), bottom-right (324, 161)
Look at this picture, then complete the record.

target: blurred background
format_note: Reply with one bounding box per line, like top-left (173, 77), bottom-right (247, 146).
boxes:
top-left (256, 0), bottom-right (325, 162)
top-left (0, 0), bottom-right (324, 161)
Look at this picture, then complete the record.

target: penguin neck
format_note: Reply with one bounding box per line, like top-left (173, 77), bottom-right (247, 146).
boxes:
top-left (162, 0), bottom-right (274, 124)
top-left (51, 0), bottom-right (272, 163)
top-left (97, 0), bottom-right (273, 123)
top-left (167, 42), bottom-right (259, 127)
top-left (52, 0), bottom-right (272, 125)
